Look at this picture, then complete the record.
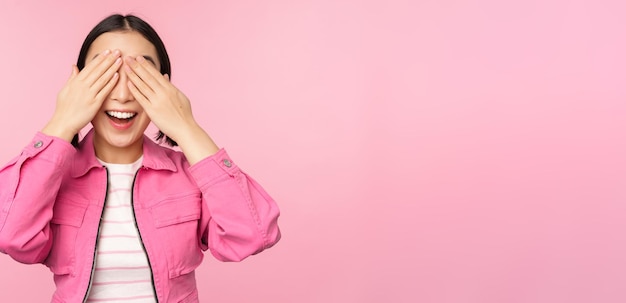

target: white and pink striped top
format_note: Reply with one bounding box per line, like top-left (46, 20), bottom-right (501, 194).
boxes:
top-left (87, 157), bottom-right (157, 303)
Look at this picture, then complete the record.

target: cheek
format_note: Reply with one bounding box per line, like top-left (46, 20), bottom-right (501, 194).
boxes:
top-left (137, 113), bottom-right (152, 127)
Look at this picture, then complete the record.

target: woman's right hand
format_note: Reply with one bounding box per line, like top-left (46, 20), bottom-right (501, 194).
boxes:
top-left (42, 49), bottom-right (122, 142)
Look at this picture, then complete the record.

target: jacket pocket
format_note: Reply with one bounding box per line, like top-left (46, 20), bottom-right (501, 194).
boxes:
top-left (178, 289), bottom-right (199, 303)
top-left (46, 196), bottom-right (89, 276)
top-left (150, 191), bottom-right (203, 279)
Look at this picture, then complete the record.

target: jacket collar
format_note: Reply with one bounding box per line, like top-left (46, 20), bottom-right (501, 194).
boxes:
top-left (71, 129), bottom-right (177, 178)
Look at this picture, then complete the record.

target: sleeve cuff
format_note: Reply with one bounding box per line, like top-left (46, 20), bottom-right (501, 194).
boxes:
top-left (188, 148), bottom-right (239, 188)
top-left (23, 132), bottom-right (76, 166)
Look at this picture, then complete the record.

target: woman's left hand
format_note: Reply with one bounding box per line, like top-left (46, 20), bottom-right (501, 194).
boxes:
top-left (124, 56), bottom-right (219, 164)
top-left (123, 55), bottom-right (196, 142)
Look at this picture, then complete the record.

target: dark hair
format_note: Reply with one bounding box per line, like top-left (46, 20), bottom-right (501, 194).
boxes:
top-left (71, 14), bottom-right (177, 147)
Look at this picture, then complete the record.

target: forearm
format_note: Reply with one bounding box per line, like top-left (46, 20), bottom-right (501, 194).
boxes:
top-left (41, 118), bottom-right (78, 143)
top-left (0, 133), bottom-right (73, 263)
top-left (174, 122), bottom-right (220, 166)
top-left (190, 150), bottom-right (281, 261)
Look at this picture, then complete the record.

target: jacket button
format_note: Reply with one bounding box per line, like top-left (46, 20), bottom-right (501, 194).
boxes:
top-left (34, 141), bottom-right (43, 148)
top-left (223, 159), bottom-right (232, 168)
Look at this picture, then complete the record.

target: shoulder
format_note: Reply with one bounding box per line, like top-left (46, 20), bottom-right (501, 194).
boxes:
top-left (161, 145), bottom-right (191, 170)
top-left (142, 135), bottom-right (192, 173)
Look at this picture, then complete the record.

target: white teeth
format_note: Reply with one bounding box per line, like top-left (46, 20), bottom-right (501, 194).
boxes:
top-left (106, 111), bottom-right (137, 119)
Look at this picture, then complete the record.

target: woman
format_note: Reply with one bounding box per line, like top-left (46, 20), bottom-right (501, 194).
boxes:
top-left (0, 14), bottom-right (281, 302)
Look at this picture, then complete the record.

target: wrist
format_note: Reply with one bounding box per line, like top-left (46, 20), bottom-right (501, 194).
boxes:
top-left (41, 119), bottom-right (77, 143)
top-left (166, 120), bottom-right (200, 145)
top-left (174, 124), bottom-right (219, 165)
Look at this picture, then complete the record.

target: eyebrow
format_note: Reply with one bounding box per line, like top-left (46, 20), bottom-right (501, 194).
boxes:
top-left (91, 54), bottom-right (157, 67)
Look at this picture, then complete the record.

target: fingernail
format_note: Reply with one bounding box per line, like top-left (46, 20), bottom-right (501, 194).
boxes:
top-left (113, 49), bottom-right (121, 56)
top-left (115, 58), bottom-right (122, 65)
top-left (136, 56), bottom-right (145, 63)
top-left (103, 49), bottom-right (111, 55)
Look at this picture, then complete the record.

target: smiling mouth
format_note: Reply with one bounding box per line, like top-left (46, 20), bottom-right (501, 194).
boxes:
top-left (106, 111), bottom-right (137, 124)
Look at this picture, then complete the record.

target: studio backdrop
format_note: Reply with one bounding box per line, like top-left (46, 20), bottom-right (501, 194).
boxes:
top-left (1, 1), bottom-right (626, 302)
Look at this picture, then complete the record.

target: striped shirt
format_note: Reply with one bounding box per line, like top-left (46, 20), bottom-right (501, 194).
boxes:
top-left (87, 157), bottom-right (157, 303)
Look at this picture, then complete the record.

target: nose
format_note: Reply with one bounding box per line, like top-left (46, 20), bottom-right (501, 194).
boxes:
top-left (108, 63), bottom-right (135, 103)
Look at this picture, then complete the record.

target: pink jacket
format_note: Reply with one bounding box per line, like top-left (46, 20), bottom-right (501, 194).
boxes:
top-left (0, 130), bottom-right (281, 302)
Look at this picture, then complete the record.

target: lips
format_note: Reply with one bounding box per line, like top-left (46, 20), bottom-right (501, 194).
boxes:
top-left (106, 110), bottom-right (137, 120)
top-left (105, 110), bottom-right (137, 130)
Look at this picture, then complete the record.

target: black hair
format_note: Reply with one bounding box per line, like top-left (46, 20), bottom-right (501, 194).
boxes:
top-left (71, 14), bottom-right (177, 147)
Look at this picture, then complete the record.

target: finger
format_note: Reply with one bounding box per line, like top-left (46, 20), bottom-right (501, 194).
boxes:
top-left (125, 56), bottom-right (166, 90)
top-left (85, 50), bottom-right (122, 86)
top-left (127, 80), bottom-right (151, 110)
top-left (90, 57), bottom-right (122, 93)
top-left (71, 65), bottom-right (79, 78)
top-left (136, 55), bottom-right (166, 82)
top-left (65, 65), bottom-right (79, 84)
top-left (124, 63), bottom-right (156, 100)
top-left (94, 72), bottom-right (119, 103)
top-left (76, 49), bottom-right (111, 80)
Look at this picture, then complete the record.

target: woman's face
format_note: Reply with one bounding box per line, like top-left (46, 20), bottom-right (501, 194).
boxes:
top-left (85, 31), bottom-right (160, 163)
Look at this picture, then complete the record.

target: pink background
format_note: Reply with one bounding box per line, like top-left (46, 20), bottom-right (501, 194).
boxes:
top-left (1, 0), bottom-right (626, 302)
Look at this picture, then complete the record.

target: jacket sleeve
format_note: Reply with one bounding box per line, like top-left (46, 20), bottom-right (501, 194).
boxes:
top-left (0, 133), bottom-right (74, 264)
top-left (189, 149), bottom-right (281, 262)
